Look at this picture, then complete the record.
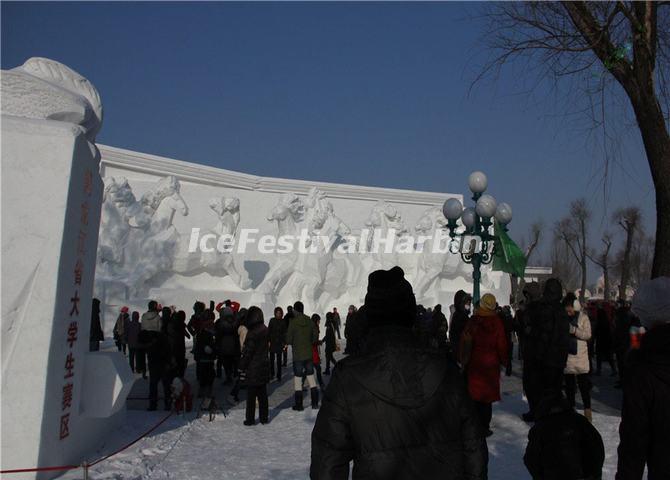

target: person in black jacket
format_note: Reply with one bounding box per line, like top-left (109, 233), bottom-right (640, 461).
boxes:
top-left (138, 329), bottom-right (173, 411)
top-left (323, 313), bottom-right (338, 375)
top-left (616, 277), bottom-right (670, 480)
top-left (89, 298), bottom-right (104, 351)
top-left (343, 305), bottom-right (356, 354)
top-left (282, 305), bottom-right (294, 367)
top-left (449, 290), bottom-right (472, 360)
top-left (594, 306), bottom-right (617, 376)
top-left (524, 393), bottom-right (604, 480)
top-left (194, 316), bottom-right (217, 405)
top-left (433, 304), bottom-right (448, 350)
top-left (311, 266), bottom-right (487, 480)
top-left (268, 306), bottom-right (287, 382)
top-left (215, 307), bottom-right (240, 385)
top-left (238, 306), bottom-right (270, 425)
top-left (332, 307), bottom-right (342, 339)
top-left (523, 278), bottom-right (571, 422)
top-left (216, 307), bottom-right (239, 385)
top-left (167, 310), bottom-right (190, 378)
top-left (342, 306), bottom-right (367, 357)
top-left (613, 301), bottom-right (636, 386)
top-left (500, 305), bottom-right (515, 376)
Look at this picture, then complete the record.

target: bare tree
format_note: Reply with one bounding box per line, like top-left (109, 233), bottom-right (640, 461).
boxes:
top-left (549, 234), bottom-right (580, 292)
top-left (587, 233), bottom-right (614, 300)
top-left (632, 231), bottom-right (655, 286)
top-left (511, 220), bottom-right (543, 305)
top-left (475, 2), bottom-right (670, 278)
top-left (555, 199), bottom-right (591, 302)
top-left (614, 206), bottom-right (642, 299)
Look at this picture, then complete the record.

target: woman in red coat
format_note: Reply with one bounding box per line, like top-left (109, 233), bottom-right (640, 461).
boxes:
top-left (460, 293), bottom-right (508, 437)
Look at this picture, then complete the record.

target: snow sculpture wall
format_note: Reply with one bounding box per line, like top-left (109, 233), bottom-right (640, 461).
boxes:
top-left (96, 146), bottom-right (511, 332)
top-left (1, 58), bottom-right (133, 478)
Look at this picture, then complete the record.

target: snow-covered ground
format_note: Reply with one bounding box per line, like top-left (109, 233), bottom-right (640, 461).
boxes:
top-left (60, 345), bottom-right (630, 480)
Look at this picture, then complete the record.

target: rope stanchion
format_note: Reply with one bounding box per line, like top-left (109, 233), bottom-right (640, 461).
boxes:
top-left (0, 411), bottom-right (174, 475)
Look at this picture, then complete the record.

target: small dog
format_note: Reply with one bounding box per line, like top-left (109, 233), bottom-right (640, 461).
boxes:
top-left (171, 377), bottom-right (193, 414)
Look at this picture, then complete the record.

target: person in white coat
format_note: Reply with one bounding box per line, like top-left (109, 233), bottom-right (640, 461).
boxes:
top-left (563, 293), bottom-right (593, 422)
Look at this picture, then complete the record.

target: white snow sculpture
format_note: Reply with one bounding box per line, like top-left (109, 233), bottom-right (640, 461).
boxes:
top-left (2, 57), bottom-right (103, 142)
top-left (1, 57), bottom-right (132, 478)
top-left (363, 200), bottom-right (409, 270)
top-left (260, 193), bottom-right (306, 295)
top-left (197, 196), bottom-right (251, 289)
top-left (413, 206), bottom-right (471, 303)
top-left (111, 176), bottom-right (189, 295)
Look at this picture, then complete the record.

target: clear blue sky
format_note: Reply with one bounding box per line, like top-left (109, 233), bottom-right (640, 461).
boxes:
top-left (2, 2), bottom-right (656, 281)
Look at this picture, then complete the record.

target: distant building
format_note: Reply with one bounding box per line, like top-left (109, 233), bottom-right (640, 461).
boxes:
top-left (523, 266), bottom-right (553, 285)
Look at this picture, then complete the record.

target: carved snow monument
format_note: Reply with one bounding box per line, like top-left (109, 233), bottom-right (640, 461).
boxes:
top-left (1, 58), bottom-right (133, 477)
top-left (95, 146), bottom-right (511, 333)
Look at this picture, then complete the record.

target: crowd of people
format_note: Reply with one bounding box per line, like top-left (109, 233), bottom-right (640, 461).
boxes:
top-left (92, 298), bottom-right (343, 425)
top-left (89, 268), bottom-right (669, 480)
top-left (314, 269), bottom-right (669, 480)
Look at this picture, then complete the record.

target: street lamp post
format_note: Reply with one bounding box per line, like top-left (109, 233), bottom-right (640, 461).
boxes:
top-left (442, 171), bottom-right (513, 305)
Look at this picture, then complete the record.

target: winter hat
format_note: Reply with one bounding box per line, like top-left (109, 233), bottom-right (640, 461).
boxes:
top-left (120, 306), bottom-right (129, 313)
top-left (632, 277), bottom-right (670, 329)
top-left (543, 278), bottom-right (563, 303)
top-left (364, 266), bottom-right (416, 329)
top-left (479, 293), bottom-right (497, 312)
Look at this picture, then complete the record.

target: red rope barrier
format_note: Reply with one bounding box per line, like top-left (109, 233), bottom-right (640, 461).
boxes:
top-left (89, 410), bottom-right (174, 467)
top-left (1, 410), bottom-right (174, 474)
top-left (1, 465), bottom-right (78, 474)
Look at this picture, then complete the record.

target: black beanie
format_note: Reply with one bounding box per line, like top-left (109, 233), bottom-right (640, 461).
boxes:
top-left (364, 266), bottom-right (416, 329)
top-left (543, 278), bottom-right (563, 303)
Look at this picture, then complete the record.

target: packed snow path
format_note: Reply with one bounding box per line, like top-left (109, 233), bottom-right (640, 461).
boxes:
top-left (61, 341), bottom-right (629, 480)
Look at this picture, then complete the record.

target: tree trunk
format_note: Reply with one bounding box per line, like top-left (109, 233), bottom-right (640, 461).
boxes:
top-left (580, 260), bottom-right (587, 303)
top-left (619, 228), bottom-right (634, 300)
top-left (625, 86), bottom-right (670, 279)
top-left (603, 266), bottom-right (610, 301)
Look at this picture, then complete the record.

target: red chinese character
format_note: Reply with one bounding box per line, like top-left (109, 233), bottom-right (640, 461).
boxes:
top-left (59, 414), bottom-right (70, 439)
top-left (73, 259), bottom-right (83, 286)
top-left (66, 322), bottom-right (78, 348)
top-left (64, 352), bottom-right (75, 379)
top-left (80, 202), bottom-right (89, 226)
top-left (62, 383), bottom-right (73, 410)
top-left (69, 291), bottom-right (80, 316)
top-left (77, 230), bottom-right (87, 255)
top-left (83, 170), bottom-right (93, 196)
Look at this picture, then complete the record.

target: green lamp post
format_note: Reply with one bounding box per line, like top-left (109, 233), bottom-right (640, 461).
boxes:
top-left (442, 171), bottom-right (513, 305)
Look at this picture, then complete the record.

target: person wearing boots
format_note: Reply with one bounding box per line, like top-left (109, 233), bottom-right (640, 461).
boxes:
top-left (460, 293), bottom-right (508, 436)
top-left (268, 306), bottom-right (287, 382)
top-left (138, 328), bottom-right (173, 411)
top-left (286, 301), bottom-right (319, 410)
top-left (238, 306), bottom-right (270, 426)
top-left (282, 305), bottom-right (294, 367)
top-left (323, 313), bottom-right (338, 375)
top-left (562, 294), bottom-right (593, 422)
top-left (194, 315), bottom-right (217, 408)
top-left (311, 266), bottom-right (487, 479)
top-left (523, 278), bottom-right (571, 422)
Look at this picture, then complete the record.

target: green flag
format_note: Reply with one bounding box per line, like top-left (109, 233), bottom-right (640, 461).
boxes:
top-left (492, 221), bottom-right (527, 278)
